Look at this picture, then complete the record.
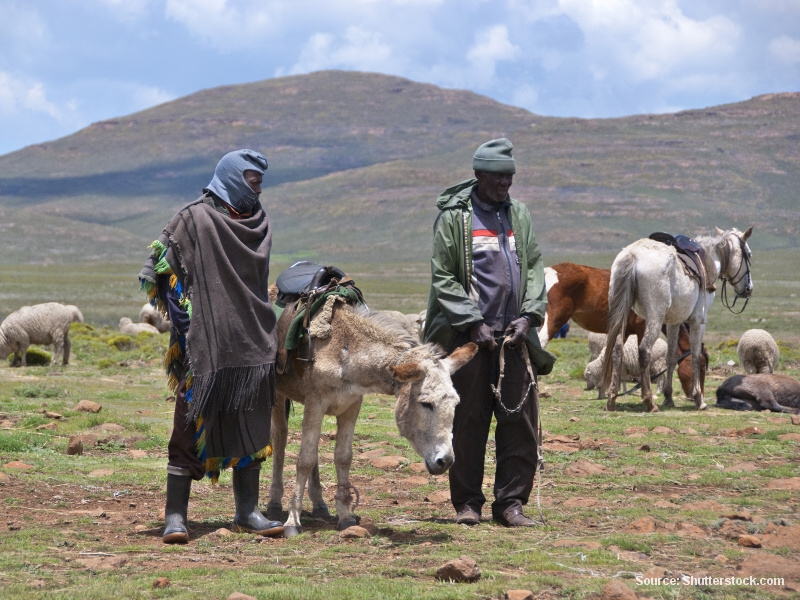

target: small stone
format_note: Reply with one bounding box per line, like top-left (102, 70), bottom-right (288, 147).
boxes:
top-left (569, 417), bottom-right (580, 422)
top-left (127, 450), bottom-right (147, 458)
top-left (152, 577), bottom-right (170, 588)
top-left (638, 444), bottom-right (651, 452)
top-left (791, 414), bottom-right (800, 425)
top-left (213, 528), bottom-right (233, 536)
top-left (73, 400), bottom-right (102, 413)
top-left (765, 478), bottom-right (800, 490)
top-left (96, 423), bottom-right (124, 432)
top-left (600, 579), bottom-right (637, 600)
top-left (738, 534), bottom-right (762, 548)
top-left (369, 455), bottom-right (407, 469)
top-left (0, 473), bottom-right (12, 484)
top-left (715, 554), bottom-right (728, 563)
top-left (777, 433), bottom-right (800, 442)
top-left (226, 593), bottom-right (258, 600)
top-left (424, 490), bottom-right (450, 503)
top-left (3, 460), bottom-right (33, 470)
top-left (28, 580), bottom-right (45, 588)
top-left (434, 555), bottom-right (481, 583)
top-left (67, 436), bottom-right (83, 456)
top-left (627, 516), bottom-right (657, 533)
top-left (37, 422), bottom-right (58, 431)
top-left (652, 426), bottom-right (674, 434)
top-left (504, 590), bottom-right (534, 600)
top-left (43, 411), bottom-right (63, 419)
top-left (340, 526), bottom-right (370, 539)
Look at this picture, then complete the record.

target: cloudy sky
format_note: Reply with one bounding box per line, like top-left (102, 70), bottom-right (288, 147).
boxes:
top-left (1, 0), bottom-right (799, 156)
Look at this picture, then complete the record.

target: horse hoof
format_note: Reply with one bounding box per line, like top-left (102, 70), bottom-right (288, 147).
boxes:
top-left (337, 518), bottom-right (358, 531)
top-left (697, 401), bottom-right (708, 410)
top-left (311, 506), bottom-right (331, 519)
top-left (284, 525), bottom-right (302, 538)
top-left (648, 405), bottom-right (660, 413)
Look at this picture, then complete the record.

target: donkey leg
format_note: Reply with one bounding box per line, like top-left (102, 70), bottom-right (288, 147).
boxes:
top-left (661, 325), bottom-right (679, 407)
top-left (689, 324), bottom-right (707, 410)
top-left (266, 396), bottom-right (289, 521)
top-left (308, 461), bottom-right (331, 519)
top-left (332, 396), bottom-right (363, 531)
top-left (605, 334), bottom-right (624, 411)
top-left (284, 402), bottom-right (325, 537)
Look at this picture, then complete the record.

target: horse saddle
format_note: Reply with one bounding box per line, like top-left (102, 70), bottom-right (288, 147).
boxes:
top-left (649, 232), bottom-right (714, 292)
top-left (274, 261), bottom-right (363, 375)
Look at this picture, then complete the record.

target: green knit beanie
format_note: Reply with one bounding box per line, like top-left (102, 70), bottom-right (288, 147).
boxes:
top-left (472, 138), bottom-right (516, 174)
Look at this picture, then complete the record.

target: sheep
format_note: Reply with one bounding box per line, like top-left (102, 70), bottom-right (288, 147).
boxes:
top-left (587, 332), bottom-right (606, 362)
top-left (119, 317), bottom-right (160, 336)
top-left (584, 336), bottom-right (667, 400)
top-left (139, 303), bottom-right (171, 333)
top-left (737, 329), bottom-right (779, 374)
top-left (0, 302), bottom-right (84, 367)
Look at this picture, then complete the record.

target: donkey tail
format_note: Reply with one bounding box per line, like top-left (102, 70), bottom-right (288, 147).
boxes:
top-left (601, 252), bottom-right (637, 389)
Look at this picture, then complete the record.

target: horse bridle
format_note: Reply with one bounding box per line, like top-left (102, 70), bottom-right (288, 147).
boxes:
top-left (720, 234), bottom-right (752, 314)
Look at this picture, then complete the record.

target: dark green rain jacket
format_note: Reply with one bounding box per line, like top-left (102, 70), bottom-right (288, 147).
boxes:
top-left (422, 178), bottom-right (556, 375)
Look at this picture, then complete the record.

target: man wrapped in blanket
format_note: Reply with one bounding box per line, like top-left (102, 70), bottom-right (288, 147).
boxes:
top-left (139, 149), bottom-right (284, 543)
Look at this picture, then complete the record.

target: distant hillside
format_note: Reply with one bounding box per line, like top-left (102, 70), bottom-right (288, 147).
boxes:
top-left (0, 71), bottom-right (798, 266)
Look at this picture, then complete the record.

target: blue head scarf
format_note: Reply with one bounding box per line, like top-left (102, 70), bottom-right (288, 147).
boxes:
top-left (204, 149), bottom-right (268, 213)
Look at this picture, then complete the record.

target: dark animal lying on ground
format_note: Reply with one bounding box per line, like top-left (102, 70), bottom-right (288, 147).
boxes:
top-left (715, 373), bottom-right (800, 414)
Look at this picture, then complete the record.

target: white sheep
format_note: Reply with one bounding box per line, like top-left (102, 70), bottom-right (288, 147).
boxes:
top-left (139, 303), bottom-right (171, 333)
top-left (584, 335), bottom-right (668, 400)
top-left (0, 302), bottom-right (84, 367)
top-left (587, 332), bottom-right (606, 362)
top-left (737, 329), bottom-right (779, 374)
top-left (119, 317), bottom-right (160, 336)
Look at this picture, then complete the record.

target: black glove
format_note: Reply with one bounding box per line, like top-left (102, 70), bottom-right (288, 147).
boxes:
top-left (504, 316), bottom-right (530, 347)
top-left (469, 322), bottom-right (497, 351)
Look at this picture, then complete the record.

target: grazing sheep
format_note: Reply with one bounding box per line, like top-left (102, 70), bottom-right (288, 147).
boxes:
top-left (587, 332), bottom-right (606, 362)
top-left (737, 329), bottom-right (779, 374)
top-left (139, 303), bottom-right (171, 333)
top-left (715, 373), bottom-right (799, 413)
top-left (0, 302), bottom-right (84, 366)
top-left (585, 336), bottom-right (667, 400)
top-left (119, 317), bottom-right (160, 336)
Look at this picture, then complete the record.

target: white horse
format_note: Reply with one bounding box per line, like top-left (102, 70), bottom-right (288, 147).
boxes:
top-left (268, 301), bottom-right (477, 536)
top-left (602, 226), bottom-right (753, 412)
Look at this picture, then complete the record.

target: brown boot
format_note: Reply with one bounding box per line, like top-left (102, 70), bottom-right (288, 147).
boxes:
top-left (493, 506), bottom-right (536, 527)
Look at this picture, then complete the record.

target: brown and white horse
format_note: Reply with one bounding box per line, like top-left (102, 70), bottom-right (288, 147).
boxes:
top-left (539, 262), bottom-right (707, 398)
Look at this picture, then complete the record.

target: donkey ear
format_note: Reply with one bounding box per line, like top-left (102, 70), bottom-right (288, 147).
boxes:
top-left (714, 226), bottom-right (724, 235)
top-left (442, 342), bottom-right (478, 375)
top-left (390, 363), bottom-right (426, 383)
top-left (741, 225), bottom-right (753, 241)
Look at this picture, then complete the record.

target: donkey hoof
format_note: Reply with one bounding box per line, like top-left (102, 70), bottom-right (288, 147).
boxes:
top-left (337, 518), bottom-right (358, 531)
top-left (283, 525), bottom-right (302, 538)
top-left (265, 504), bottom-right (284, 521)
top-left (311, 506), bottom-right (331, 519)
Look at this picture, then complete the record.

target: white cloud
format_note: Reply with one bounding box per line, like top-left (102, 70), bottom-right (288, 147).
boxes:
top-left (466, 25), bottom-right (521, 80)
top-left (288, 27), bottom-right (394, 75)
top-left (164, 0), bottom-right (278, 50)
top-left (769, 35), bottom-right (800, 66)
top-left (0, 72), bottom-right (62, 119)
top-left (91, 0), bottom-right (153, 21)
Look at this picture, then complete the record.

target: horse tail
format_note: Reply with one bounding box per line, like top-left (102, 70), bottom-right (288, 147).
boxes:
top-left (601, 252), bottom-right (637, 390)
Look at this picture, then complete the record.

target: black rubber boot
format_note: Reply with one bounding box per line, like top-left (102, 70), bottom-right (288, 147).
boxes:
top-left (163, 474), bottom-right (192, 544)
top-left (232, 467), bottom-right (284, 537)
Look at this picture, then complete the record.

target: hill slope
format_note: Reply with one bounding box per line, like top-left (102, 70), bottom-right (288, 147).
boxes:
top-left (0, 71), bottom-right (798, 266)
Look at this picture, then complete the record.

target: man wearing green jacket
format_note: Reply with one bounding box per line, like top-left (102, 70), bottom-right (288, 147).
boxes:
top-left (423, 138), bottom-right (555, 527)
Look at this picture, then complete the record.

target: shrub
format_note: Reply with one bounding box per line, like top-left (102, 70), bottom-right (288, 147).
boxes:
top-left (107, 335), bottom-right (137, 351)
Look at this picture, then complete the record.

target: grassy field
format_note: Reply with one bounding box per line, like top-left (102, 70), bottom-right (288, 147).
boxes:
top-left (0, 256), bottom-right (798, 599)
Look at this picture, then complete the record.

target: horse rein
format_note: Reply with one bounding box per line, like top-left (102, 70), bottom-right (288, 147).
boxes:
top-left (720, 235), bottom-right (752, 314)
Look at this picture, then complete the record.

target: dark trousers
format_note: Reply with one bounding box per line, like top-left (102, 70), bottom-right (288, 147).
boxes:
top-left (448, 335), bottom-right (539, 517)
top-left (168, 377), bottom-right (206, 480)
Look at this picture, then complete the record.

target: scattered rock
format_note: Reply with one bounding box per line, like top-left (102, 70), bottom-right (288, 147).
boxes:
top-left (563, 458), bottom-right (610, 477)
top-left (738, 534), bottom-right (762, 548)
top-left (434, 555), bottom-right (481, 583)
top-left (340, 526), bottom-right (370, 539)
top-left (88, 468), bottom-right (114, 477)
top-left (67, 437), bottom-right (83, 456)
top-left (652, 426), bottom-right (674, 434)
top-left (563, 497), bottom-right (602, 508)
top-left (721, 511), bottom-right (752, 521)
top-left (601, 579), bottom-right (637, 600)
top-left (674, 522), bottom-right (706, 538)
top-left (152, 577), bottom-right (170, 588)
top-left (0, 473), bottom-right (12, 484)
top-left (369, 456), bottom-right (407, 469)
top-left (726, 461), bottom-right (759, 472)
top-left (37, 422), bottom-right (58, 431)
top-left (504, 590), bottom-right (534, 600)
top-left (627, 516), bottom-right (657, 533)
top-left (553, 540), bottom-right (602, 551)
top-left (569, 417), bottom-right (580, 422)
top-left (761, 525), bottom-right (800, 551)
top-left (127, 450), bottom-right (147, 458)
top-left (624, 426), bottom-right (648, 435)
top-left (358, 448), bottom-right (386, 459)
top-left (777, 433), bottom-right (800, 442)
top-left (408, 463), bottom-right (428, 473)
top-left (718, 520), bottom-right (749, 539)
top-left (43, 411), bottom-right (63, 419)
top-left (737, 553), bottom-right (800, 579)
top-left (3, 460), bottom-right (33, 470)
top-left (424, 490), bottom-right (450, 503)
top-left (77, 555), bottom-right (127, 570)
top-left (653, 500), bottom-right (678, 509)
top-left (791, 414), bottom-right (800, 425)
top-left (73, 400), bottom-right (102, 413)
top-left (212, 528), bottom-right (233, 537)
top-left (226, 593), bottom-right (258, 600)
top-left (766, 478), bottom-right (800, 490)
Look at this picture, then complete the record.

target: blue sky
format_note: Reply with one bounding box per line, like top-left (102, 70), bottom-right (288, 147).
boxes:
top-left (1, 0), bottom-right (799, 156)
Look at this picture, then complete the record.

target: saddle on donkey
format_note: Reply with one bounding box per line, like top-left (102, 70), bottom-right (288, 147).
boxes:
top-left (649, 232), bottom-right (715, 293)
top-left (273, 261), bottom-right (365, 375)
